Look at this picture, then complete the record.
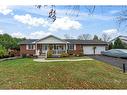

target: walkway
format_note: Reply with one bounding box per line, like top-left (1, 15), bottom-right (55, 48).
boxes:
top-left (33, 58), bottom-right (93, 62)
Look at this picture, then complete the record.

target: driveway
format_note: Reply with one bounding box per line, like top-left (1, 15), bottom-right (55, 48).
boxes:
top-left (89, 55), bottom-right (127, 70)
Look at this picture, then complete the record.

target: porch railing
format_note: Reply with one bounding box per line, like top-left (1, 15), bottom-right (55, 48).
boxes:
top-left (52, 50), bottom-right (66, 55)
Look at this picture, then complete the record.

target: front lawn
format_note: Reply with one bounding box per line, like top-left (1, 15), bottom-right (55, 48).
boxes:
top-left (0, 58), bottom-right (127, 89)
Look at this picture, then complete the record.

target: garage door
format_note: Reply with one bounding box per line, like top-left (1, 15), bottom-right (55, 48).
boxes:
top-left (83, 46), bottom-right (105, 55)
top-left (83, 46), bottom-right (94, 55)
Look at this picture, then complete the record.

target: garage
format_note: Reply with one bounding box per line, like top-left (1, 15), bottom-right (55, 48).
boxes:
top-left (83, 46), bottom-right (106, 55)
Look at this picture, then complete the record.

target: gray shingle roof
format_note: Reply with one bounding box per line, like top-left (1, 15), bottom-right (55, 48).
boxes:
top-left (19, 38), bottom-right (107, 45)
top-left (65, 39), bottom-right (107, 45)
top-left (19, 39), bottom-right (38, 44)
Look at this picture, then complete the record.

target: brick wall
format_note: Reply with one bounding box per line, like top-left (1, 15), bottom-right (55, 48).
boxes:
top-left (20, 44), bottom-right (35, 56)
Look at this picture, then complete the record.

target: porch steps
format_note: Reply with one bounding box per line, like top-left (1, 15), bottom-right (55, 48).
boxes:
top-left (38, 53), bottom-right (47, 59)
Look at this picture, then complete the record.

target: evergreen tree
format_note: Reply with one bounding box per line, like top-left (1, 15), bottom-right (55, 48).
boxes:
top-left (113, 38), bottom-right (125, 49)
top-left (93, 35), bottom-right (99, 40)
top-left (109, 42), bottom-right (113, 49)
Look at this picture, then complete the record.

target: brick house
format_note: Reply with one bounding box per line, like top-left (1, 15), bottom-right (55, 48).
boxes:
top-left (19, 35), bottom-right (108, 57)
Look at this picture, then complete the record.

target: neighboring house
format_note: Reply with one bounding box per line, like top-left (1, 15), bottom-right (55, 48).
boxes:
top-left (110, 35), bottom-right (127, 47)
top-left (19, 35), bottom-right (108, 56)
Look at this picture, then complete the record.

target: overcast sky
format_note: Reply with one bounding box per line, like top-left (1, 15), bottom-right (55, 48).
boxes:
top-left (0, 5), bottom-right (127, 39)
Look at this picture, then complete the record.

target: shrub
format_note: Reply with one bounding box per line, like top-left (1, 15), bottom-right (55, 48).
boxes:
top-left (75, 52), bottom-right (84, 57)
top-left (22, 54), bottom-right (27, 58)
top-left (60, 52), bottom-right (69, 57)
top-left (47, 50), bottom-right (53, 58)
top-left (67, 50), bottom-right (74, 55)
top-left (0, 45), bottom-right (8, 58)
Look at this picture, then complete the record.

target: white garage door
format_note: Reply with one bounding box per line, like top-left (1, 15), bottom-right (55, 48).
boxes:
top-left (83, 46), bottom-right (105, 55)
top-left (83, 46), bottom-right (94, 55)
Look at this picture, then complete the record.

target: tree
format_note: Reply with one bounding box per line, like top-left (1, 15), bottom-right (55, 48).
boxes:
top-left (109, 42), bottom-right (113, 49)
top-left (113, 38), bottom-right (125, 49)
top-left (0, 33), bottom-right (24, 50)
top-left (93, 35), bottom-right (99, 40)
top-left (0, 45), bottom-right (7, 58)
top-left (64, 34), bottom-right (73, 39)
top-left (77, 34), bottom-right (92, 40)
top-left (35, 5), bottom-right (96, 22)
top-left (101, 33), bottom-right (111, 42)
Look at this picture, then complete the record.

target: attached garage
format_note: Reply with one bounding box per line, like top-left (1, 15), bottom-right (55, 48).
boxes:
top-left (83, 46), bottom-right (106, 55)
top-left (83, 46), bottom-right (94, 55)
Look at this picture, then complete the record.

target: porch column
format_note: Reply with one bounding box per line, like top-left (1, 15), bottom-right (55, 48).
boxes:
top-left (35, 43), bottom-right (37, 55)
top-left (66, 43), bottom-right (68, 53)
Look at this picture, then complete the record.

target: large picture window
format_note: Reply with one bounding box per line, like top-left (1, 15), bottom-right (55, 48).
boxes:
top-left (27, 45), bottom-right (35, 50)
top-left (68, 44), bottom-right (74, 50)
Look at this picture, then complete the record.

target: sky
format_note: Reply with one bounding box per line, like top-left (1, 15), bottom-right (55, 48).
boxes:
top-left (0, 5), bottom-right (127, 39)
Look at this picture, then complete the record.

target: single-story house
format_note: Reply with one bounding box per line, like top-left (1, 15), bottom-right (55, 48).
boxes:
top-left (19, 35), bottom-right (108, 57)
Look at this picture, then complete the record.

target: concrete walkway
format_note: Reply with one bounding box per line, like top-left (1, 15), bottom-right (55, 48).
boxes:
top-left (33, 58), bottom-right (93, 62)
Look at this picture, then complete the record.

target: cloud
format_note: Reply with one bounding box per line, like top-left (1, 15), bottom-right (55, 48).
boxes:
top-left (14, 14), bottom-right (48, 27)
top-left (48, 17), bottom-right (82, 32)
top-left (102, 29), bottom-right (119, 38)
top-left (28, 31), bottom-right (51, 39)
top-left (0, 30), bottom-right (4, 34)
top-left (109, 10), bottom-right (120, 14)
top-left (0, 5), bottom-right (12, 15)
top-left (103, 29), bottom-right (118, 35)
top-left (11, 32), bottom-right (25, 38)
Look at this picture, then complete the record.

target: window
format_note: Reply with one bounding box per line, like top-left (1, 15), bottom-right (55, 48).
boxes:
top-left (68, 44), bottom-right (74, 50)
top-left (27, 45), bottom-right (35, 50)
top-left (42, 45), bottom-right (48, 50)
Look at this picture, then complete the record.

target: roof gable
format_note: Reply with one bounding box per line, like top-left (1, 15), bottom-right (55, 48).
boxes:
top-left (36, 35), bottom-right (68, 44)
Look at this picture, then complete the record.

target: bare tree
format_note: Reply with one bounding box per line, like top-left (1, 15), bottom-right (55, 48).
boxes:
top-left (77, 34), bottom-right (92, 40)
top-left (117, 10), bottom-right (127, 31)
top-left (64, 34), bottom-right (73, 39)
top-left (35, 5), bottom-right (56, 22)
top-left (35, 5), bottom-right (96, 22)
top-left (101, 33), bottom-right (111, 42)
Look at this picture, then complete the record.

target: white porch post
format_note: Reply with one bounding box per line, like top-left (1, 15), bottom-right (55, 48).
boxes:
top-left (35, 42), bottom-right (37, 55)
top-left (66, 43), bottom-right (68, 53)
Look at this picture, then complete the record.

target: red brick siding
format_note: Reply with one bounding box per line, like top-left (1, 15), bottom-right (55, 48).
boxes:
top-left (74, 44), bottom-right (83, 54)
top-left (68, 44), bottom-right (83, 55)
top-left (20, 44), bottom-right (35, 56)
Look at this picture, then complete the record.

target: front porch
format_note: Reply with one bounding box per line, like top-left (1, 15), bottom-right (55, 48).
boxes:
top-left (35, 44), bottom-right (68, 57)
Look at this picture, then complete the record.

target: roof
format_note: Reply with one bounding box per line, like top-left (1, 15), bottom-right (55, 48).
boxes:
top-left (36, 35), bottom-right (68, 43)
top-left (19, 39), bottom-right (38, 44)
top-left (19, 35), bottom-right (108, 45)
top-left (110, 35), bottom-right (127, 44)
top-left (65, 39), bottom-right (107, 45)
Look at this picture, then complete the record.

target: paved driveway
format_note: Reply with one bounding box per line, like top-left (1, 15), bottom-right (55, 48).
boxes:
top-left (89, 55), bottom-right (127, 69)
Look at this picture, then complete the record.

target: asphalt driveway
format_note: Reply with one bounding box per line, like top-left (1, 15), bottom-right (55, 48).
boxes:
top-left (89, 55), bottom-right (127, 70)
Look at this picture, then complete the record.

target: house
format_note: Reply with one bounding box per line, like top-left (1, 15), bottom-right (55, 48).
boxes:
top-left (110, 36), bottom-right (127, 44)
top-left (19, 35), bottom-right (108, 57)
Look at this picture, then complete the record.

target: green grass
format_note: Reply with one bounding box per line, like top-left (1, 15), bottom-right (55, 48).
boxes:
top-left (0, 58), bottom-right (127, 89)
